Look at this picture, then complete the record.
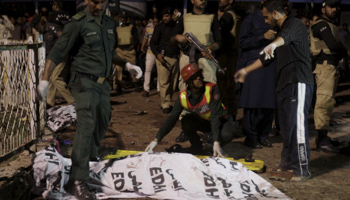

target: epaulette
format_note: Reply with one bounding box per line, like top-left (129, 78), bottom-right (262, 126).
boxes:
top-left (72, 11), bottom-right (86, 21)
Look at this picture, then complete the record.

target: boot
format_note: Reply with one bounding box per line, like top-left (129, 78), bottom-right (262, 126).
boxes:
top-left (315, 130), bottom-right (338, 153)
top-left (65, 180), bottom-right (97, 200)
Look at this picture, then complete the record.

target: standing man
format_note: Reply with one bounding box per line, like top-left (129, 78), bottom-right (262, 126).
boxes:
top-left (150, 7), bottom-right (180, 114)
top-left (310, 0), bottom-right (349, 153)
top-left (114, 11), bottom-right (140, 92)
top-left (45, 0), bottom-right (74, 108)
top-left (145, 63), bottom-right (235, 157)
top-left (171, 0), bottom-right (222, 92)
top-left (236, 0), bottom-right (277, 149)
top-left (37, 0), bottom-right (142, 199)
top-left (235, 0), bottom-right (314, 182)
top-left (216, 0), bottom-right (239, 119)
top-left (141, 16), bottom-right (159, 97)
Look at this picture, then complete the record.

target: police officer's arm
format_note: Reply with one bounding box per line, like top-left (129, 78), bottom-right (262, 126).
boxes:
top-left (313, 21), bottom-right (349, 57)
top-left (209, 85), bottom-right (225, 142)
top-left (154, 98), bottom-right (183, 142)
top-left (208, 16), bottom-right (222, 51)
top-left (42, 20), bottom-right (81, 81)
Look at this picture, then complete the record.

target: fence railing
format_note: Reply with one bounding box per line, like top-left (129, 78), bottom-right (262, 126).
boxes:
top-left (0, 41), bottom-right (46, 161)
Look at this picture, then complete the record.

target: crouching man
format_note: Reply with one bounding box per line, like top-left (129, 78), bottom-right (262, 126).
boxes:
top-left (145, 63), bottom-right (236, 157)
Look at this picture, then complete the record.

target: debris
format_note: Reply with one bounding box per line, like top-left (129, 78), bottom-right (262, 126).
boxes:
top-left (269, 176), bottom-right (286, 182)
top-left (134, 110), bottom-right (147, 115)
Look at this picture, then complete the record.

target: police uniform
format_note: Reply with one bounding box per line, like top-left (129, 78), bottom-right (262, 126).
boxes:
top-left (155, 82), bottom-right (235, 150)
top-left (47, 8), bottom-right (116, 182)
top-left (150, 8), bottom-right (180, 111)
top-left (173, 12), bottom-right (223, 91)
top-left (45, 12), bottom-right (74, 107)
top-left (114, 17), bottom-right (139, 90)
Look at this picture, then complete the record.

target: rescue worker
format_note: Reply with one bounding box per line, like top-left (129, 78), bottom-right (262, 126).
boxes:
top-left (171, 0), bottom-right (222, 142)
top-left (310, 0), bottom-right (350, 153)
top-left (114, 11), bottom-right (140, 92)
top-left (145, 63), bottom-right (236, 157)
top-left (37, 0), bottom-right (142, 199)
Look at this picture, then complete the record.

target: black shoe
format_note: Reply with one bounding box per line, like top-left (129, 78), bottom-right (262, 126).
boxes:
top-left (162, 106), bottom-right (173, 114)
top-left (244, 139), bottom-right (262, 149)
top-left (175, 131), bottom-right (189, 143)
top-left (316, 143), bottom-right (339, 153)
top-left (142, 90), bottom-right (149, 97)
top-left (65, 180), bottom-right (96, 200)
top-left (259, 139), bottom-right (273, 147)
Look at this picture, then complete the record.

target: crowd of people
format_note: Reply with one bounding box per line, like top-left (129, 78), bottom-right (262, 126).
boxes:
top-left (1, 0), bottom-right (349, 199)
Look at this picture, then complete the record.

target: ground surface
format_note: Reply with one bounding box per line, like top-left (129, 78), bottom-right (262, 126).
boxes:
top-left (2, 82), bottom-right (350, 200)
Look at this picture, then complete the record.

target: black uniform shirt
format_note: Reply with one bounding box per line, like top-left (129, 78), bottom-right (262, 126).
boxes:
top-left (150, 20), bottom-right (180, 57)
top-left (311, 17), bottom-right (348, 63)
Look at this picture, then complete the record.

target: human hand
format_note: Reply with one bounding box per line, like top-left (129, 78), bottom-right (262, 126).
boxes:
top-left (125, 62), bottom-right (143, 79)
top-left (157, 54), bottom-right (165, 64)
top-left (259, 43), bottom-right (277, 60)
top-left (234, 68), bottom-right (248, 83)
top-left (145, 141), bottom-right (158, 152)
top-left (37, 80), bottom-right (49, 101)
top-left (264, 30), bottom-right (277, 40)
top-left (213, 141), bottom-right (224, 157)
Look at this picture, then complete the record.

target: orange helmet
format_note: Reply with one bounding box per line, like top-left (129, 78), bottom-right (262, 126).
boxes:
top-left (181, 63), bottom-right (202, 82)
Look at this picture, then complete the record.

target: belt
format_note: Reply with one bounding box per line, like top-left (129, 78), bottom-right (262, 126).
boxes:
top-left (75, 72), bottom-right (106, 84)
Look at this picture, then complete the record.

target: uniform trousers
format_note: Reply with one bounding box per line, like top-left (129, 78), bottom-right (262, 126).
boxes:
top-left (68, 74), bottom-right (111, 181)
top-left (242, 108), bottom-right (274, 143)
top-left (181, 114), bottom-right (235, 149)
top-left (143, 52), bottom-right (159, 92)
top-left (313, 61), bottom-right (339, 130)
top-left (113, 48), bottom-right (138, 89)
top-left (156, 56), bottom-right (179, 109)
top-left (178, 54), bottom-right (217, 91)
top-left (277, 82), bottom-right (313, 177)
top-left (46, 62), bottom-right (74, 106)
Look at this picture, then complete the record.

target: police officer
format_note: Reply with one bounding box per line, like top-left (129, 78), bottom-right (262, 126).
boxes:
top-left (150, 7), bottom-right (180, 114)
top-left (45, 0), bottom-right (74, 108)
top-left (145, 63), bottom-right (235, 157)
top-left (114, 11), bottom-right (140, 92)
top-left (37, 0), bottom-right (142, 199)
top-left (171, 0), bottom-right (223, 92)
top-left (311, 0), bottom-right (350, 153)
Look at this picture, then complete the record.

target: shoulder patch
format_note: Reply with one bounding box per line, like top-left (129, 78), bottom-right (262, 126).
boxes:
top-left (72, 11), bottom-right (86, 20)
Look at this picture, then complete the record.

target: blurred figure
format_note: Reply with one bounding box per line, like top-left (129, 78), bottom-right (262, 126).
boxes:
top-left (141, 16), bottom-right (159, 97)
top-left (0, 15), bottom-right (14, 39)
top-left (216, 0), bottom-right (240, 119)
top-left (150, 7), bottom-right (180, 113)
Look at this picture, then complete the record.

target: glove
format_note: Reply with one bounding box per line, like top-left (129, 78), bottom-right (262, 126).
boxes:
top-left (213, 141), bottom-right (224, 158)
top-left (145, 141), bottom-right (158, 152)
top-left (259, 43), bottom-right (277, 60)
top-left (37, 80), bottom-right (49, 101)
top-left (125, 62), bottom-right (143, 79)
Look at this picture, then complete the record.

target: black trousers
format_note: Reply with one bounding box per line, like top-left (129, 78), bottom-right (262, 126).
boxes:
top-left (181, 114), bottom-right (235, 148)
top-left (242, 108), bottom-right (275, 143)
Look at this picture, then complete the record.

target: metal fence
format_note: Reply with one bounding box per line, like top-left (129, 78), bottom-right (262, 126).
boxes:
top-left (0, 41), bottom-right (46, 161)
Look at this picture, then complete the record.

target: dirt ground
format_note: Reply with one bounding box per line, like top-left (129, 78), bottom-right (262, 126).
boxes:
top-left (54, 81), bottom-right (350, 200)
top-left (2, 81), bottom-right (350, 200)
